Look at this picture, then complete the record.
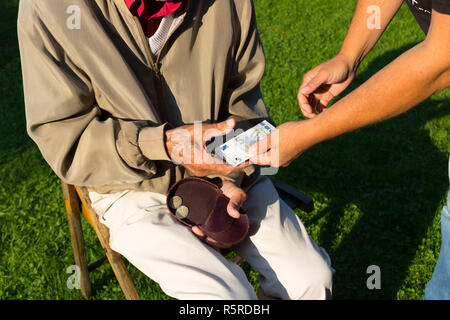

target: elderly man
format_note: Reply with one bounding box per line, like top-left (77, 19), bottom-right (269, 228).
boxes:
top-left (18, 0), bottom-right (333, 299)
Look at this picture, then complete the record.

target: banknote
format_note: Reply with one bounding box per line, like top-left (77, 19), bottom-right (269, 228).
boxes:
top-left (215, 120), bottom-right (275, 167)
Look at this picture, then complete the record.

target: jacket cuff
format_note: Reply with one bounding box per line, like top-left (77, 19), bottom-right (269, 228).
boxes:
top-left (138, 123), bottom-right (172, 161)
top-left (115, 121), bottom-right (160, 176)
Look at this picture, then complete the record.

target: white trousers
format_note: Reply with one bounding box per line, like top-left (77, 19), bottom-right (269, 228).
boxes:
top-left (88, 177), bottom-right (333, 300)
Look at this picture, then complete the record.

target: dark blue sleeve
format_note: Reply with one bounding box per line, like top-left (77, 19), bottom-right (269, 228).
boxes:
top-left (433, 0), bottom-right (450, 14)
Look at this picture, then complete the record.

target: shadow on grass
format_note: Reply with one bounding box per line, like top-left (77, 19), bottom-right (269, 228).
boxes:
top-left (276, 44), bottom-right (449, 299)
top-left (0, 0), bottom-right (29, 160)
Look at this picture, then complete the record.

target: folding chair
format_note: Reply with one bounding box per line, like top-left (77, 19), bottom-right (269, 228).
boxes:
top-left (62, 177), bottom-right (314, 300)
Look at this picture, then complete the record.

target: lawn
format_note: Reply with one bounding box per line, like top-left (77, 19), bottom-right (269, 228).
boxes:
top-left (0, 0), bottom-right (449, 300)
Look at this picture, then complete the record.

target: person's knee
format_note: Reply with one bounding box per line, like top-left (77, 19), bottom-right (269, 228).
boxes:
top-left (289, 259), bottom-right (333, 300)
top-left (270, 255), bottom-right (333, 300)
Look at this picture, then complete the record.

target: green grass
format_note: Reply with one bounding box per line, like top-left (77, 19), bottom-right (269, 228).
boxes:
top-left (1, 0), bottom-right (449, 300)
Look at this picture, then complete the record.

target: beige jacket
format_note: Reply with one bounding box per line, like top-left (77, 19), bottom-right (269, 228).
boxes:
top-left (18, 0), bottom-right (270, 194)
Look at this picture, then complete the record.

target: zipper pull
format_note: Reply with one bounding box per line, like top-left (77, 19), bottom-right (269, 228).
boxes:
top-left (153, 62), bottom-right (161, 79)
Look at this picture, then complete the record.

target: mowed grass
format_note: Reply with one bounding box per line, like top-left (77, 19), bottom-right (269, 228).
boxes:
top-left (1, 0), bottom-right (449, 300)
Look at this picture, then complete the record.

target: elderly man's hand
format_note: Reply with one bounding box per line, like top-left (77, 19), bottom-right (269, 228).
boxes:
top-left (165, 118), bottom-right (250, 177)
top-left (191, 179), bottom-right (247, 249)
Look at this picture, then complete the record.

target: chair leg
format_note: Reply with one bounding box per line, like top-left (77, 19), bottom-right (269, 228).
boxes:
top-left (62, 182), bottom-right (92, 299)
top-left (77, 193), bottom-right (140, 300)
top-left (106, 246), bottom-right (141, 300)
top-left (92, 218), bottom-right (140, 300)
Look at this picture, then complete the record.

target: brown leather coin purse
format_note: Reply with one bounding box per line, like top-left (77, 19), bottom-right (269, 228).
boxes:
top-left (166, 177), bottom-right (249, 247)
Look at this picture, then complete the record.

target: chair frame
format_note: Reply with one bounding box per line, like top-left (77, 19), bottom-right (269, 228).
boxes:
top-left (62, 177), bottom-right (314, 300)
top-left (62, 182), bottom-right (139, 299)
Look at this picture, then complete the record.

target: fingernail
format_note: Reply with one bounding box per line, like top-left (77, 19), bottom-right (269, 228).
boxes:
top-left (226, 118), bottom-right (235, 127)
top-left (230, 209), bottom-right (240, 218)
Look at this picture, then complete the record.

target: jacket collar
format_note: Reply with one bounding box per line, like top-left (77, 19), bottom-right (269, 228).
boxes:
top-left (112, 0), bottom-right (193, 17)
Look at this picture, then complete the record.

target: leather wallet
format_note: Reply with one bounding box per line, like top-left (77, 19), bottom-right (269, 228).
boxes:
top-left (166, 177), bottom-right (249, 247)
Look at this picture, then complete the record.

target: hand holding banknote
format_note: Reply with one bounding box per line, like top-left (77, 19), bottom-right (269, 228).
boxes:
top-left (213, 120), bottom-right (276, 167)
top-left (249, 121), bottom-right (316, 167)
top-left (165, 119), bottom-right (250, 177)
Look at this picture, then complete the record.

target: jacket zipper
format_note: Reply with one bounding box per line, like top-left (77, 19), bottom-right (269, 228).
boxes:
top-left (133, 12), bottom-right (187, 75)
top-left (132, 16), bottom-right (157, 74)
top-left (153, 12), bottom-right (187, 74)
top-left (132, 14), bottom-right (187, 122)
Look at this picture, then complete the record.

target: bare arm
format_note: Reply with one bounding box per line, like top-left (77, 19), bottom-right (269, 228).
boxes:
top-left (298, 0), bottom-right (403, 117)
top-left (340, 0), bottom-right (404, 71)
top-left (252, 10), bottom-right (450, 167)
top-left (303, 9), bottom-right (450, 148)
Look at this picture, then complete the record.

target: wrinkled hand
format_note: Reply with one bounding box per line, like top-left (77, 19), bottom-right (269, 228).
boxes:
top-left (192, 180), bottom-right (247, 248)
top-left (298, 53), bottom-right (355, 118)
top-left (249, 121), bottom-right (311, 168)
top-left (165, 118), bottom-right (250, 177)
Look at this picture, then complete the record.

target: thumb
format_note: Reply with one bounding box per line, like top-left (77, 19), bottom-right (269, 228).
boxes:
top-left (249, 149), bottom-right (272, 166)
top-left (227, 201), bottom-right (241, 219)
top-left (300, 70), bottom-right (329, 95)
top-left (215, 118), bottom-right (236, 134)
top-left (203, 118), bottom-right (236, 141)
top-left (248, 134), bottom-right (272, 157)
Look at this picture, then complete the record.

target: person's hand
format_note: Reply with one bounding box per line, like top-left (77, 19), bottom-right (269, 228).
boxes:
top-left (191, 180), bottom-right (247, 248)
top-left (298, 53), bottom-right (356, 118)
top-left (165, 118), bottom-right (250, 177)
top-left (249, 121), bottom-right (313, 167)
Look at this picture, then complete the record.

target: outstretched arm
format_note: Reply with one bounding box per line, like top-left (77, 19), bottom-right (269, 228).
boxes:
top-left (251, 9), bottom-right (450, 167)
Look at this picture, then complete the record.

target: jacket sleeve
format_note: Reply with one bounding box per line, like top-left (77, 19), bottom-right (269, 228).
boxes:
top-left (17, 1), bottom-right (171, 187)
